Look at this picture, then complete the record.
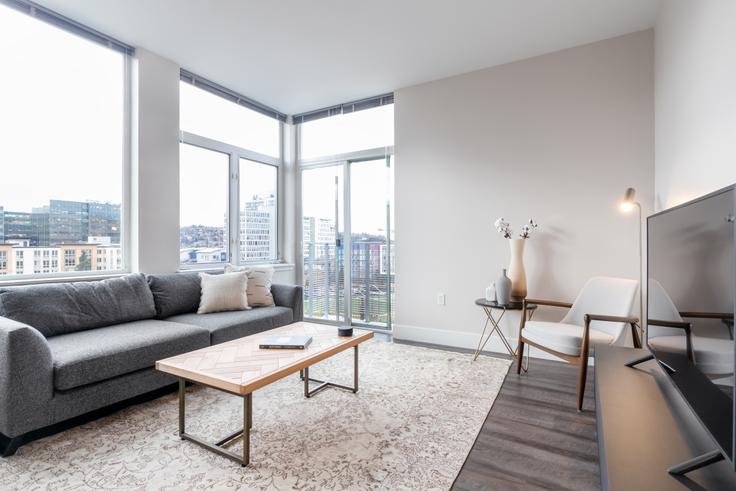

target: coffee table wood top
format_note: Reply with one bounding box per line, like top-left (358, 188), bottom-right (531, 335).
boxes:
top-left (156, 322), bottom-right (373, 396)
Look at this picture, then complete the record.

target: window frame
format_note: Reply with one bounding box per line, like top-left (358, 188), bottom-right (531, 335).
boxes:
top-left (296, 115), bottom-right (395, 330)
top-left (0, 29), bottom-right (132, 285)
top-left (179, 129), bottom-right (282, 270)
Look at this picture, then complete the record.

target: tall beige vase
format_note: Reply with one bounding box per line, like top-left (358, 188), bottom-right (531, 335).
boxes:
top-left (508, 238), bottom-right (527, 301)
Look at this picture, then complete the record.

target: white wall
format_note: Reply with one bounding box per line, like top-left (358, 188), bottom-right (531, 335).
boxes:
top-left (131, 48), bottom-right (181, 274)
top-left (393, 31), bottom-right (654, 355)
top-left (655, 1), bottom-right (736, 210)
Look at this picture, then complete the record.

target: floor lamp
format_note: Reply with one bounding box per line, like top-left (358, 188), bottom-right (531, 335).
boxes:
top-left (620, 187), bottom-right (644, 345)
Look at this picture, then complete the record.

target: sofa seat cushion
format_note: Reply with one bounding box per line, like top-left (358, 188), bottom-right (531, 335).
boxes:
top-left (47, 320), bottom-right (210, 391)
top-left (523, 321), bottom-right (614, 356)
top-left (166, 306), bottom-right (294, 345)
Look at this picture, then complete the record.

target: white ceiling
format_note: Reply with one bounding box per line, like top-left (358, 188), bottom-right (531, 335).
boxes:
top-left (34, 0), bottom-right (660, 114)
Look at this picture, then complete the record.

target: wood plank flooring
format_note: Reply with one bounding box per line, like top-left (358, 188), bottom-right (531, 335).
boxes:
top-left (394, 338), bottom-right (600, 491)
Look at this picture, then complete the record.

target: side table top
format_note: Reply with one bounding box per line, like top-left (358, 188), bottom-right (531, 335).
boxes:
top-left (474, 298), bottom-right (538, 310)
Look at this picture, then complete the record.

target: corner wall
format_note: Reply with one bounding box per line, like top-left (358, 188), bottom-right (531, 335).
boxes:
top-left (654, 1), bottom-right (736, 210)
top-left (393, 31), bottom-right (654, 353)
top-left (130, 49), bottom-right (296, 283)
top-left (131, 48), bottom-right (181, 274)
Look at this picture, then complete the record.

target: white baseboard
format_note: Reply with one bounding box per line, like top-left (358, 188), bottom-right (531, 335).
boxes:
top-left (393, 323), bottom-right (595, 365)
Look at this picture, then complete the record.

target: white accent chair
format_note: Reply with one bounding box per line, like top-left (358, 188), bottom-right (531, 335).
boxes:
top-left (515, 276), bottom-right (640, 411)
top-left (648, 279), bottom-right (734, 376)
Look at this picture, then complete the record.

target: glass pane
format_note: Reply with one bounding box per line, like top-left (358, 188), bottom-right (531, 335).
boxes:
top-left (179, 144), bottom-right (229, 265)
top-left (239, 160), bottom-right (277, 263)
top-left (300, 105), bottom-right (394, 159)
top-left (350, 158), bottom-right (394, 328)
top-left (302, 166), bottom-right (345, 322)
top-left (180, 82), bottom-right (280, 157)
top-left (0, 4), bottom-right (124, 277)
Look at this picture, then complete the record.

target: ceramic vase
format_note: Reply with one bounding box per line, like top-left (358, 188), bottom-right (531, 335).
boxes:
top-left (485, 283), bottom-right (496, 302)
top-left (495, 269), bottom-right (511, 305)
top-left (508, 238), bottom-right (527, 301)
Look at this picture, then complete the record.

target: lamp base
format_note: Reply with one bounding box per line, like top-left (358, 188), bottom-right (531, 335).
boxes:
top-left (338, 326), bottom-right (353, 337)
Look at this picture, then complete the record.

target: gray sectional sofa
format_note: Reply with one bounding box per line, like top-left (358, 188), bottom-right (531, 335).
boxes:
top-left (0, 272), bottom-right (303, 456)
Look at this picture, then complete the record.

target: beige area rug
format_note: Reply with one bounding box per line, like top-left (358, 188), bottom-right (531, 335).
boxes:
top-left (0, 341), bottom-right (510, 490)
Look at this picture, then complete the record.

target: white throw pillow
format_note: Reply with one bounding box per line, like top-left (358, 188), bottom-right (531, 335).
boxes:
top-left (224, 264), bottom-right (275, 307)
top-left (197, 271), bottom-right (249, 314)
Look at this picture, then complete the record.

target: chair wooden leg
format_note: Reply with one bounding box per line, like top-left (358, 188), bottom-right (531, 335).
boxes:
top-left (576, 358), bottom-right (588, 411)
top-left (515, 338), bottom-right (525, 374)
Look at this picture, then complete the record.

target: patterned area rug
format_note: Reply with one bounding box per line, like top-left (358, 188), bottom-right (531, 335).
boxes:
top-left (0, 341), bottom-right (510, 490)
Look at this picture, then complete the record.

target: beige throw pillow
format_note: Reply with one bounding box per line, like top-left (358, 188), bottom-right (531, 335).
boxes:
top-left (224, 264), bottom-right (275, 307)
top-left (197, 271), bottom-right (249, 314)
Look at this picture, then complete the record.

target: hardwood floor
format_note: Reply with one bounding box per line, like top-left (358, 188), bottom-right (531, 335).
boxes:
top-left (452, 357), bottom-right (599, 491)
top-left (394, 338), bottom-right (600, 491)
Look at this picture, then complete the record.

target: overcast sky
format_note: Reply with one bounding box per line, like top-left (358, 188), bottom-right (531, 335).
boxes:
top-left (0, 4), bottom-right (123, 212)
top-left (1, 3), bottom-right (394, 237)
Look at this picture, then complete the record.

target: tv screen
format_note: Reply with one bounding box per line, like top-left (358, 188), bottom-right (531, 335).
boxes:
top-left (647, 185), bottom-right (735, 467)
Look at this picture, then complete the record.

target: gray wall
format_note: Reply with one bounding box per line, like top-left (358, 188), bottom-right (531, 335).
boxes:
top-left (654, 0), bottom-right (736, 211)
top-left (393, 31), bottom-right (654, 352)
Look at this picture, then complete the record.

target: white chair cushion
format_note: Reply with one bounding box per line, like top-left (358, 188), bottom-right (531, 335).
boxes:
top-left (649, 335), bottom-right (734, 375)
top-left (523, 321), bottom-right (615, 356)
top-left (561, 276), bottom-right (638, 340)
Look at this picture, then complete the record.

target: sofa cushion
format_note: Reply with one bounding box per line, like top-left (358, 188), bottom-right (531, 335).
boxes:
top-left (146, 273), bottom-right (202, 319)
top-left (0, 273), bottom-right (156, 337)
top-left (197, 271), bottom-right (249, 314)
top-left (47, 319), bottom-right (210, 391)
top-left (166, 306), bottom-right (293, 345)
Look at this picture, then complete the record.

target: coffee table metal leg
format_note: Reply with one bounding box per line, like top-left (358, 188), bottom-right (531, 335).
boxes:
top-left (242, 393), bottom-right (251, 467)
top-left (354, 345), bottom-right (359, 393)
top-left (178, 378), bottom-right (185, 438)
top-left (303, 345), bottom-right (360, 397)
top-left (177, 378), bottom-right (252, 466)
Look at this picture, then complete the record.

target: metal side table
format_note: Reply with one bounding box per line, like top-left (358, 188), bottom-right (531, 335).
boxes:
top-left (473, 299), bottom-right (537, 371)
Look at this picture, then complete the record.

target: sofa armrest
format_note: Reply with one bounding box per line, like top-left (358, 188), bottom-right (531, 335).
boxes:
top-left (271, 284), bottom-right (304, 321)
top-left (0, 316), bottom-right (54, 437)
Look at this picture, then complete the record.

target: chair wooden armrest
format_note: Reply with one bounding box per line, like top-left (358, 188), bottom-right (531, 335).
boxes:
top-left (524, 298), bottom-right (573, 309)
top-left (584, 314), bottom-right (639, 324)
top-left (584, 314), bottom-right (642, 349)
top-left (678, 311), bottom-right (734, 320)
top-left (647, 319), bottom-right (693, 361)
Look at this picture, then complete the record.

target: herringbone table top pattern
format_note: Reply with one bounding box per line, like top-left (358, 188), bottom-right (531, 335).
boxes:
top-left (156, 322), bottom-right (373, 395)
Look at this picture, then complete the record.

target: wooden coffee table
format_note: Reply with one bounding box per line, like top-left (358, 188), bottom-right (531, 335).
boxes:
top-left (156, 322), bottom-right (373, 466)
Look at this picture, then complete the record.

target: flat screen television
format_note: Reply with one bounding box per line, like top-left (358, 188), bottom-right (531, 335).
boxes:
top-left (646, 184), bottom-right (735, 473)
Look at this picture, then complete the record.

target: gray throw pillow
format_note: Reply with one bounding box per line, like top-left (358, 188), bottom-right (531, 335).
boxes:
top-left (147, 272), bottom-right (202, 318)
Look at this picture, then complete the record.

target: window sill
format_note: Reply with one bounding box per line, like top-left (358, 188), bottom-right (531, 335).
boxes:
top-left (177, 262), bottom-right (295, 274)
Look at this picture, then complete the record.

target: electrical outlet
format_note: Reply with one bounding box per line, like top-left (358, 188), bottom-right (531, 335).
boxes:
top-left (437, 293), bottom-right (446, 306)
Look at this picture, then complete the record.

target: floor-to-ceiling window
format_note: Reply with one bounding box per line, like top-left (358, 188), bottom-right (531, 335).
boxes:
top-left (0, 2), bottom-right (130, 279)
top-left (297, 99), bottom-right (394, 329)
top-left (179, 72), bottom-right (285, 267)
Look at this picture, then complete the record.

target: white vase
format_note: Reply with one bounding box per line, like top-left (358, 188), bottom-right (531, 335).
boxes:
top-left (508, 238), bottom-right (527, 301)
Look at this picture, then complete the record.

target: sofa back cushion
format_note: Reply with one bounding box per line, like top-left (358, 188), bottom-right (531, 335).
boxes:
top-left (146, 272), bottom-right (202, 318)
top-left (0, 273), bottom-right (156, 337)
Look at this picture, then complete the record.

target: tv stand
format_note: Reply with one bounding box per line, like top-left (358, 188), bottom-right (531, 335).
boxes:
top-left (624, 352), bottom-right (654, 368)
top-left (596, 346), bottom-right (736, 490)
top-left (668, 449), bottom-right (725, 475)
top-left (626, 352), bottom-right (675, 374)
